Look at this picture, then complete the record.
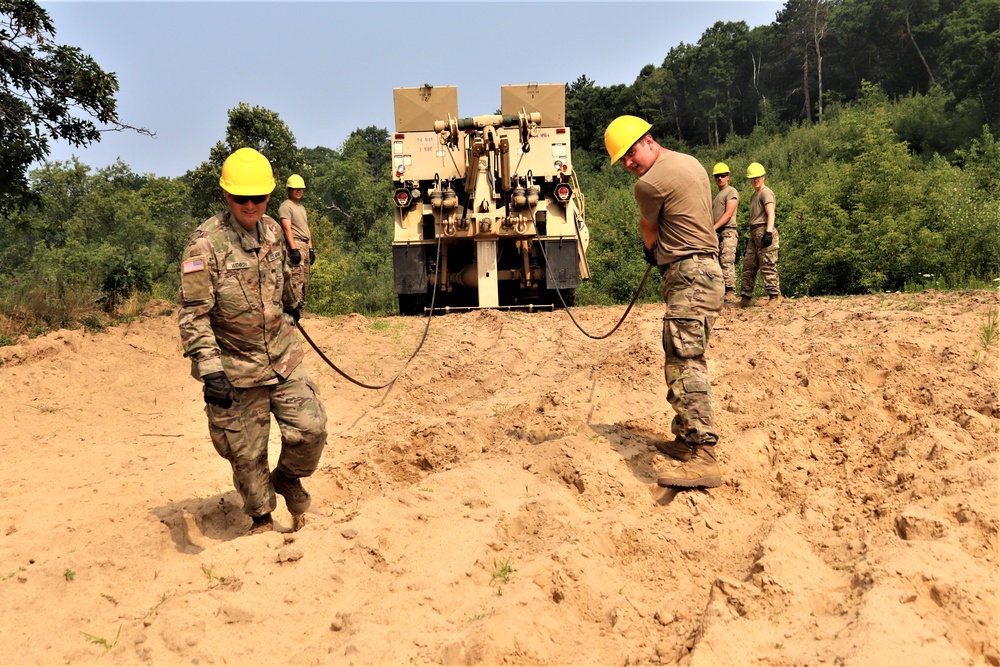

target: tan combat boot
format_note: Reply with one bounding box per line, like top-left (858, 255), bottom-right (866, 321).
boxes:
top-left (739, 296), bottom-right (753, 309)
top-left (271, 469), bottom-right (311, 531)
top-left (765, 295), bottom-right (782, 307)
top-left (724, 289), bottom-right (738, 304)
top-left (246, 513), bottom-right (273, 535)
top-left (657, 445), bottom-right (722, 488)
top-left (655, 438), bottom-right (694, 462)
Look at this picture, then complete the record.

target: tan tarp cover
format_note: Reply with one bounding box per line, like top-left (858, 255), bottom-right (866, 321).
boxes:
top-left (501, 84), bottom-right (565, 127)
top-left (394, 86), bottom-right (459, 132)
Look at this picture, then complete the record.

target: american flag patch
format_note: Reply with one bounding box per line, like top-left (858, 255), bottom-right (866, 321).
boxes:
top-left (182, 258), bottom-right (205, 274)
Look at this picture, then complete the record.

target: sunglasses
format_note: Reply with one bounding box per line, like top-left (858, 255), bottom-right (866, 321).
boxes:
top-left (231, 194), bottom-right (268, 205)
top-left (714, 173), bottom-right (729, 179)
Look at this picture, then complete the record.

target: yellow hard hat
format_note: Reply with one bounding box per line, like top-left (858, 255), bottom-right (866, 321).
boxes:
top-left (712, 162), bottom-right (730, 176)
top-left (604, 115), bottom-right (652, 165)
top-left (219, 148), bottom-right (276, 196)
top-left (286, 174), bottom-right (306, 189)
top-left (746, 162), bottom-right (766, 178)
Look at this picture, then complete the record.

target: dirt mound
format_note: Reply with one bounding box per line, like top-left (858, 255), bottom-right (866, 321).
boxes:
top-left (0, 292), bottom-right (997, 665)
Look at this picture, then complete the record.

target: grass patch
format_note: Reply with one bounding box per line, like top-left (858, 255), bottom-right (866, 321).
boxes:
top-left (81, 625), bottom-right (121, 653)
top-left (981, 308), bottom-right (998, 350)
top-left (491, 557), bottom-right (515, 588)
top-left (81, 314), bottom-right (105, 333)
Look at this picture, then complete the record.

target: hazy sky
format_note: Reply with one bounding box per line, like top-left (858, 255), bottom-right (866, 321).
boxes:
top-left (38, 1), bottom-right (784, 178)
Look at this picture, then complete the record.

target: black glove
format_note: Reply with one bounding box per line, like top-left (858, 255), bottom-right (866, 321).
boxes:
top-left (309, 248), bottom-right (316, 265)
top-left (643, 244), bottom-right (658, 267)
top-left (761, 231), bottom-right (773, 248)
top-left (283, 307), bottom-right (301, 326)
top-left (288, 248), bottom-right (302, 265)
top-left (202, 371), bottom-right (235, 409)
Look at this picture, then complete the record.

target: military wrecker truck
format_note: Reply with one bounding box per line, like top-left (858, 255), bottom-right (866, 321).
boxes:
top-left (390, 83), bottom-right (590, 314)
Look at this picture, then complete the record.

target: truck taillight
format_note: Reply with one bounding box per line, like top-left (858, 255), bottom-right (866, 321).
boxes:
top-left (394, 189), bottom-right (413, 208)
top-left (554, 160), bottom-right (569, 174)
top-left (395, 164), bottom-right (406, 178)
top-left (554, 184), bottom-right (572, 202)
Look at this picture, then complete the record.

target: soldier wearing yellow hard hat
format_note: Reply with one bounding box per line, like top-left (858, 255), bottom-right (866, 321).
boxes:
top-left (278, 173), bottom-right (314, 305)
top-left (177, 147), bottom-right (328, 535)
top-left (739, 162), bottom-right (780, 307)
top-left (603, 115), bottom-right (725, 489)
top-left (711, 162), bottom-right (740, 302)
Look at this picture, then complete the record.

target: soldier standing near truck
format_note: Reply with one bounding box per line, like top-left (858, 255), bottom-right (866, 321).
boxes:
top-left (177, 148), bottom-right (327, 535)
top-left (711, 162), bottom-right (739, 303)
top-left (604, 116), bottom-right (725, 488)
top-left (278, 174), bottom-right (313, 305)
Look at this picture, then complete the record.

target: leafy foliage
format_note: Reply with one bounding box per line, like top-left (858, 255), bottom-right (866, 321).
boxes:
top-left (1, 0), bottom-right (148, 213)
top-left (3, 0), bottom-right (1000, 338)
top-left (185, 103), bottom-right (307, 220)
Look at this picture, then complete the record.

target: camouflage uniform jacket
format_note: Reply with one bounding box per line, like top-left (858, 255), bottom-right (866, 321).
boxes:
top-left (177, 211), bottom-right (303, 387)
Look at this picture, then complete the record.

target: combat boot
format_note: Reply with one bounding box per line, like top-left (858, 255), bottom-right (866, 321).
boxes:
top-left (657, 445), bottom-right (722, 488)
top-left (739, 296), bottom-right (753, 309)
top-left (271, 468), bottom-right (312, 524)
top-left (247, 512), bottom-right (273, 535)
top-left (765, 295), bottom-right (782, 307)
top-left (724, 289), bottom-right (738, 304)
top-left (655, 438), bottom-right (694, 462)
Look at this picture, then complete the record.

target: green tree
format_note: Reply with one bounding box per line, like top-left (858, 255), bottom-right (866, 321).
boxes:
top-left (565, 76), bottom-right (633, 161)
top-left (692, 21), bottom-right (751, 146)
top-left (306, 131), bottom-right (392, 247)
top-left (0, 0), bottom-right (150, 213)
top-left (186, 103), bottom-right (306, 219)
top-left (938, 0), bottom-right (1000, 129)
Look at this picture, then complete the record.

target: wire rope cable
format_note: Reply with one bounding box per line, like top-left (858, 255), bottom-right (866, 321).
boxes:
top-left (537, 238), bottom-right (654, 340)
top-left (297, 237), bottom-right (442, 390)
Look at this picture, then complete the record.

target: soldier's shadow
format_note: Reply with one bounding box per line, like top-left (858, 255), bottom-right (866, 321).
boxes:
top-left (588, 421), bottom-right (690, 506)
top-left (150, 492), bottom-right (252, 553)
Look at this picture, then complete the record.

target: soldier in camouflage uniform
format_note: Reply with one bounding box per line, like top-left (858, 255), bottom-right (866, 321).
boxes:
top-left (177, 148), bottom-right (327, 535)
top-left (278, 174), bottom-right (313, 306)
top-left (739, 162), bottom-right (781, 307)
top-left (711, 162), bottom-right (740, 302)
top-left (605, 116), bottom-right (725, 488)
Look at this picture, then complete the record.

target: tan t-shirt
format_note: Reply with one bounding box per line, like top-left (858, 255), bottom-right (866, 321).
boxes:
top-left (748, 186), bottom-right (776, 228)
top-left (634, 151), bottom-right (719, 265)
top-left (712, 185), bottom-right (739, 231)
top-left (277, 199), bottom-right (311, 244)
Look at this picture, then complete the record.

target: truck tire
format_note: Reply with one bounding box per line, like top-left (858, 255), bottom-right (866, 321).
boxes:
top-left (546, 288), bottom-right (575, 309)
top-left (398, 294), bottom-right (426, 316)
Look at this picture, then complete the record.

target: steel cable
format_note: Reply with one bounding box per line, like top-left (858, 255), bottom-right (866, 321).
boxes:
top-left (296, 237), bottom-right (442, 390)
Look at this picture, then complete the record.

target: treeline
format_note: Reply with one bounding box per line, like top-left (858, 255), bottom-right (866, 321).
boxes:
top-left (577, 85), bottom-right (1000, 305)
top-left (1, 0), bottom-right (999, 343)
top-left (0, 103), bottom-right (398, 343)
top-left (565, 0), bottom-right (998, 160)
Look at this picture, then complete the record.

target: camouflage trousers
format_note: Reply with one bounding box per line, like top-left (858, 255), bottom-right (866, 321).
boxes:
top-left (740, 226), bottom-right (780, 298)
top-left (717, 228), bottom-right (738, 291)
top-left (289, 258), bottom-right (311, 306)
top-left (205, 363), bottom-right (327, 517)
top-left (660, 255), bottom-right (725, 446)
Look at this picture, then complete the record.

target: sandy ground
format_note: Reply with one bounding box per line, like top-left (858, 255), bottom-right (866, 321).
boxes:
top-left (0, 291), bottom-right (998, 666)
